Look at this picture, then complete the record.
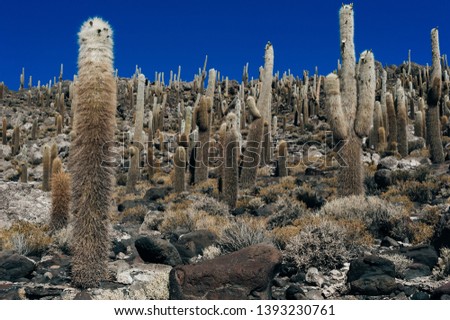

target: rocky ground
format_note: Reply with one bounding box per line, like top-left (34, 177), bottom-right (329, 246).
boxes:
top-left (1, 64), bottom-right (450, 300)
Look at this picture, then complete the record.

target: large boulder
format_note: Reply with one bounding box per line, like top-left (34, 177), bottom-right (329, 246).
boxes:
top-left (347, 255), bottom-right (397, 296)
top-left (169, 244), bottom-right (282, 299)
top-left (0, 252), bottom-right (36, 281)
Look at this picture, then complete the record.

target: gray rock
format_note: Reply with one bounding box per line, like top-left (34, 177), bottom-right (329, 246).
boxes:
top-left (378, 156), bottom-right (398, 170)
top-left (305, 267), bottom-right (324, 287)
top-left (0, 182), bottom-right (50, 228)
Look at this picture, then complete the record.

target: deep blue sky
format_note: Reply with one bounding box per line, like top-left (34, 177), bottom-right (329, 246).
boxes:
top-left (0, 0), bottom-right (449, 89)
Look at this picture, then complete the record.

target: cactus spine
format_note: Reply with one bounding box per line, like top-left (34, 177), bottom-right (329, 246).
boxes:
top-left (426, 28), bottom-right (445, 163)
top-left (174, 146), bottom-right (187, 193)
top-left (396, 87), bottom-right (408, 157)
top-left (50, 157), bottom-right (71, 231)
top-left (70, 18), bottom-right (116, 288)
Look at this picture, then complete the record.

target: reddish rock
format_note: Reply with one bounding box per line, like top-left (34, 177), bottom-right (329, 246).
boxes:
top-left (169, 243), bottom-right (282, 299)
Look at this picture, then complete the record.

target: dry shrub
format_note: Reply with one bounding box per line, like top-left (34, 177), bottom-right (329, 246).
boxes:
top-left (0, 221), bottom-right (51, 255)
top-left (218, 216), bottom-right (271, 253)
top-left (272, 226), bottom-right (301, 249)
top-left (257, 166), bottom-right (272, 177)
top-left (401, 180), bottom-right (437, 203)
top-left (258, 177), bottom-right (296, 204)
top-left (285, 216), bottom-right (356, 272)
top-left (119, 205), bottom-right (147, 223)
top-left (319, 195), bottom-right (400, 238)
top-left (190, 194), bottom-right (229, 216)
top-left (159, 209), bottom-right (196, 234)
top-left (267, 196), bottom-right (307, 230)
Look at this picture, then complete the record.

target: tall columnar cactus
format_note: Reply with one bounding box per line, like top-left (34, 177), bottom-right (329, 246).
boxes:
top-left (50, 157), bottom-right (71, 231)
top-left (217, 122), bottom-right (227, 194)
top-left (31, 118), bottom-right (38, 140)
top-left (133, 73), bottom-right (145, 147)
top-left (50, 143), bottom-right (58, 182)
top-left (223, 114), bottom-right (239, 209)
top-left (0, 82), bottom-right (4, 100)
top-left (12, 126), bottom-right (20, 156)
top-left (414, 111), bottom-right (424, 138)
top-left (56, 114), bottom-right (63, 135)
top-left (324, 4), bottom-right (375, 197)
top-left (173, 146), bottom-right (186, 193)
top-left (240, 96), bottom-right (264, 188)
top-left (20, 68), bottom-right (25, 90)
top-left (194, 96), bottom-right (212, 184)
top-left (126, 146), bottom-right (139, 194)
top-left (377, 127), bottom-right (387, 153)
top-left (370, 101), bottom-right (382, 149)
top-left (380, 69), bottom-right (388, 133)
top-left (184, 106), bottom-right (192, 136)
top-left (147, 111), bottom-right (155, 180)
top-left (426, 28), bottom-right (445, 163)
top-left (42, 144), bottom-right (51, 192)
top-left (20, 162), bottom-right (28, 183)
top-left (261, 121), bottom-right (271, 166)
top-left (386, 92), bottom-right (398, 151)
top-left (276, 140), bottom-right (287, 177)
top-left (396, 87), bottom-right (408, 157)
top-left (240, 44), bottom-right (273, 188)
top-left (2, 117), bottom-right (7, 145)
top-left (69, 18), bottom-right (116, 288)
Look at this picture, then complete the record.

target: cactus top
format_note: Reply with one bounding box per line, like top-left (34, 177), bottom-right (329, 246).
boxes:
top-left (78, 17), bottom-right (113, 64)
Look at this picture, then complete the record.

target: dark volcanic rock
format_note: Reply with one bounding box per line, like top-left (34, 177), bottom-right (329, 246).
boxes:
top-left (403, 263), bottom-right (431, 280)
top-left (174, 230), bottom-right (216, 263)
top-left (374, 169), bottom-right (393, 188)
top-left (144, 187), bottom-right (171, 202)
top-left (432, 282), bottom-right (450, 300)
top-left (169, 244), bottom-right (282, 299)
top-left (432, 209), bottom-right (450, 250)
top-left (135, 236), bottom-right (182, 266)
top-left (347, 255), bottom-right (397, 295)
top-left (0, 252), bottom-right (35, 281)
top-left (399, 245), bottom-right (438, 269)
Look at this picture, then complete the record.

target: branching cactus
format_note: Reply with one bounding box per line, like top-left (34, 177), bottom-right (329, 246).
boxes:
top-left (396, 87), bottom-right (408, 157)
top-left (324, 4), bottom-right (376, 197)
top-left (69, 17), bottom-right (116, 288)
top-left (174, 146), bottom-right (187, 193)
top-left (426, 28), bottom-right (445, 163)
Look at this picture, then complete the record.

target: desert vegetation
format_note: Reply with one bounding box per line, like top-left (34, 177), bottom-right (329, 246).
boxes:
top-left (1, 4), bottom-right (450, 300)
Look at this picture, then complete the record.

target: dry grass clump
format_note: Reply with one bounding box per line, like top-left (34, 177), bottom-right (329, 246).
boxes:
top-left (284, 216), bottom-right (356, 272)
top-left (190, 193), bottom-right (229, 216)
top-left (218, 216), bottom-right (271, 253)
top-left (0, 221), bottom-right (51, 255)
top-left (401, 180), bottom-right (437, 204)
